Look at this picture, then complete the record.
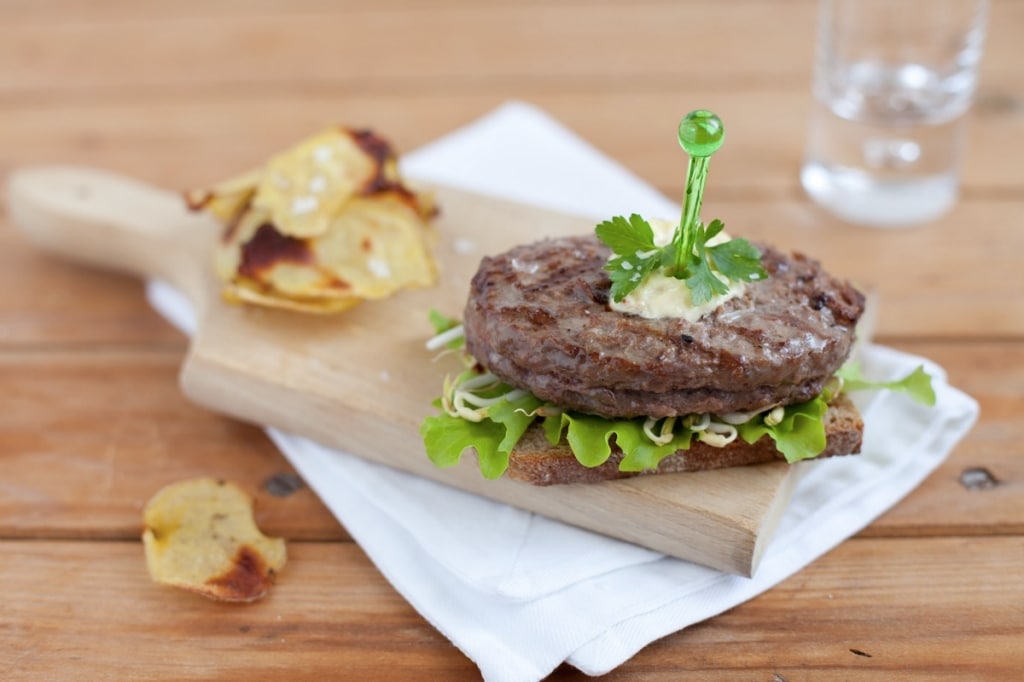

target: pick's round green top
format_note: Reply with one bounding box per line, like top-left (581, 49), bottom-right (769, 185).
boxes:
top-left (677, 110), bottom-right (724, 157)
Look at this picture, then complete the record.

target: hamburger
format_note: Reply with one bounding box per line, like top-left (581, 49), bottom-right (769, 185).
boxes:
top-left (421, 111), bottom-right (931, 485)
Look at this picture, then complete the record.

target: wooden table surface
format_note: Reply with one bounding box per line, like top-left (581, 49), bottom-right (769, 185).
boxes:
top-left (2, 1), bottom-right (1022, 679)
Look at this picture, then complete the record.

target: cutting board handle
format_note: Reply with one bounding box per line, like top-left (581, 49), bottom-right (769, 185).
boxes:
top-left (6, 165), bottom-right (213, 306)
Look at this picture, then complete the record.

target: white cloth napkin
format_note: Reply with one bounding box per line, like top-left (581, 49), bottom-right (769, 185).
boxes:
top-left (147, 101), bottom-right (979, 682)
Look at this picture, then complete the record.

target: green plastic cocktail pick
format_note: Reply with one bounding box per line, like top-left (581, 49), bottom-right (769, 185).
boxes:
top-left (594, 109), bottom-right (762, 305)
top-left (678, 109), bottom-right (726, 156)
top-left (674, 110), bottom-right (725, 273)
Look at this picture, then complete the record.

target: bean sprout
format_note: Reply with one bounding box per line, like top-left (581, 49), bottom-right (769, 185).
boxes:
top-left (441, 369), bottom-right (527, 422)
top-left (718, 408), bottom-right (762, 425)
top-left (763, 405), bottom-right (786, 427)
top-left (429, 326), bottom-right (807, 451)
top-left (642, 416), bottom-right (678, 446)
top-left (425, 324), bottom-right (465, 351)
top-left (697, 421), bottom-right (738, 447)
top-left (683, 413), bottom-right (711, 432)
top-left (822, 375), bottom-right (844, 401)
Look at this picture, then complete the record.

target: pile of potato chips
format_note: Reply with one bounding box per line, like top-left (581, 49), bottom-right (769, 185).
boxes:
top-left (187, 127), bottom-right (438, 313)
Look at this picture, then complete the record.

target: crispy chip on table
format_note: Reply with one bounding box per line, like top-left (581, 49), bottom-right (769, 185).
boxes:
top-left (142, 478), bottom-right (286, 603)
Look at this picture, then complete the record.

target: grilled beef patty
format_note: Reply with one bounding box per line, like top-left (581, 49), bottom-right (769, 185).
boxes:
top-left (463, 235), bottom-right (864, 418)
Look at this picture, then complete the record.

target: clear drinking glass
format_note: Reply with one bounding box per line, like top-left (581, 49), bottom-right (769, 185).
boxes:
top-left (800, 0), bottom-right (989, 227)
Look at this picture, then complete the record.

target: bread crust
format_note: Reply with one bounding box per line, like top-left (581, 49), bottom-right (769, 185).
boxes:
top-left (505, 394), bottom-right (864, 486)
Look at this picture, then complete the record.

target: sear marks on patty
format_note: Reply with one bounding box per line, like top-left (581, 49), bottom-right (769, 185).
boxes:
top-left (463, 235), bottom-right (865, 418)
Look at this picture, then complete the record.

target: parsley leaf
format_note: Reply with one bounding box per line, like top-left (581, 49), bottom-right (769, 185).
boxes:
top-left (706, 234), bottom-right (766, 286)
top-left (703, 217), bottom-right (726, 242)
top-left (595, 214), bottom-right (657, 255)
top-left (682, 222), bottom-right (730, 304)
top-left (597, 213), bottom-right (766, 306)
top-left (684, 247), bottom-right (728, 304)
top-left (594, 112), bottom-right (767, 308)
top-left (597, 214), bottom-right (667, 302)
top-left (606, 251), bottom-right (664, 302)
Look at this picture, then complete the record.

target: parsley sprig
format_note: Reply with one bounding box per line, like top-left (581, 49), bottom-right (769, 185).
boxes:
top-left (596, 111), bottom-right (766, 305)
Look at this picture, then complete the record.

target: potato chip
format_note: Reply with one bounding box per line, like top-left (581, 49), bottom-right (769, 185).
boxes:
top-left (223, 283), bottom-right (361, 314)
top-left (191, 126), bottom-right (438, 313)
top-left (185, 168), bottom-right (262, 223)
top-left (253, 128), bottom-right (379, 238)
top-left (142, 478), bottom-right (286, 602)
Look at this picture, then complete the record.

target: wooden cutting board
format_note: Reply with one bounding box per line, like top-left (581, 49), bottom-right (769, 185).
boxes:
top-left (7, 165), bottom-right (805, 576)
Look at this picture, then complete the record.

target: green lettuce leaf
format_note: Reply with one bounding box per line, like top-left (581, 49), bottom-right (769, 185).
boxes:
top-left (615, 426), bottom-right (694, 472)
top-left (422, 354), bottom-right (939, 478)
top-left (543, 412), bottom-right (694, 472)
top-left (837, 361), bottom-right (936, 406)
top-left (419, 392), bottom-right (541, 479)
top-left (488, 394), bottom-right (544, 468)
top-left (427, 309), bottom-right (465, 350)
top-left (428, 308), bottom-right (459, 335)
top-left (546, 412), bottom-right (617, 467)
top-left (421, 413), bottom-right (505, 472)
top-left (737, 397), bottom-right (828, 463)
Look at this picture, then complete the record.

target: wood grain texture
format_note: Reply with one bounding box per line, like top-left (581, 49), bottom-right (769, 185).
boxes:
top-left (7, 166), bottom-right (803, 575)
top-left (2, 83), bottom-right (1022, 200)
top-left (2, 341), bottom-right (1018, 541)
top-left (2, 0), bottom-right (1021, 678)
top-left (601, 536), bottom-right (1024, 681)
top-left (867, 340), bottom-right (1024, 536)
top-left (0, 222), bottom-right (183, 347)
top-left (3, 538), bottom-right (1022, 681)
top-left (0, 349), bottom-right (343, 541)
top-left (1, 0), bottom-right (1021, 99)
top-left (0, 541), bottom-right (477, 681)
top-left (7, 190), bottom-right (1024, 343)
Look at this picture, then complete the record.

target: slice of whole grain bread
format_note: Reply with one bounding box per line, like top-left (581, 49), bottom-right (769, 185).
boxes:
top-left (505, 394), bottom-right (864, 486)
